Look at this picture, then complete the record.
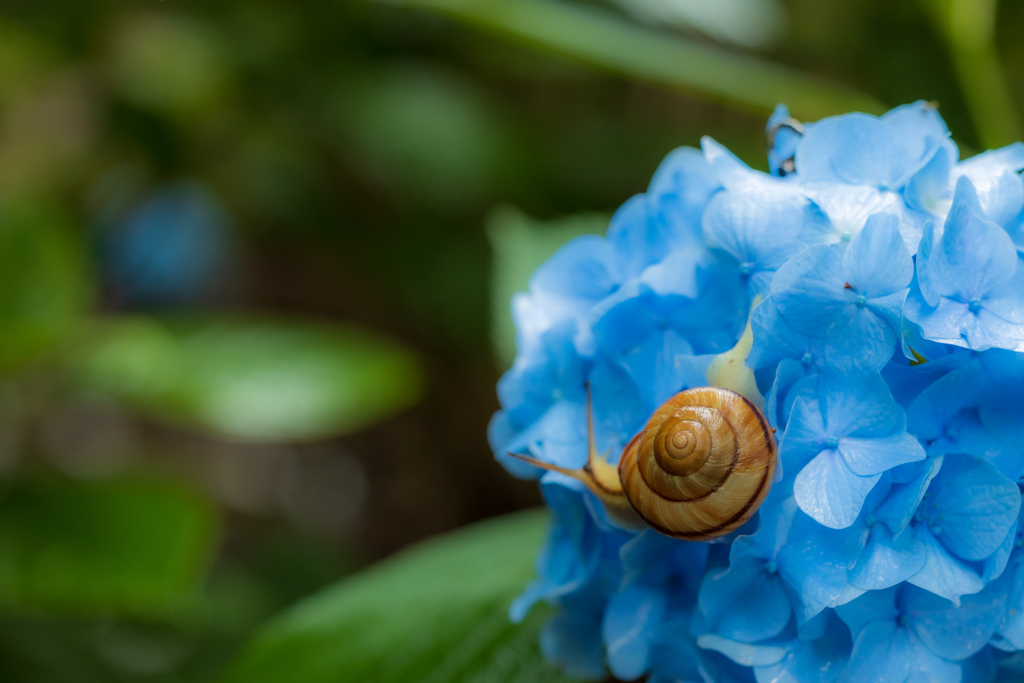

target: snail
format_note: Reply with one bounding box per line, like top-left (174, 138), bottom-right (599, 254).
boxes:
top-left (511, 386), bottom-right (777, 541)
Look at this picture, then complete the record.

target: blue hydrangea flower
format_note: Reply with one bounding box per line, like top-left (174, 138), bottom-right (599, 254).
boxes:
top-left (491, 101), bottom-right (1024, 682)
top-left (905, 177), bottom-right (1024, 352)
top-left (836, 582), bottom-right (1006, 682)
top-left (782, 365), bottom-right (925, 528)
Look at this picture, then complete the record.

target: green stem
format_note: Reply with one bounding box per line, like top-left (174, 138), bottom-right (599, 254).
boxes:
top-left (379, 0), bottom-right (886, 120)
top-left (925, 0), bottom-right (1021, 148)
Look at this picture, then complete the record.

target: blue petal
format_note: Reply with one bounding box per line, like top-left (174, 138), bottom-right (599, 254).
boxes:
top-left (647, 602), bottom-right (704, 682)
top-left (841, 619), bottom-right (913, 683)
top-left (839, 432), bottom-right (925, 477)
top-left (770, 363), bottom-right (819, 435)
top-left (905, 290), bottom-right (1024, 352)
top-left (748, 297), bottom-right (820, 370)
top-left (843, 212), bottom-right (915, 296)
top-left (906, 367), bottom-right (984, 443)
top-left (905, 635), bottom-right (962, 683)
top-left (606, 194), bottom-right (662, 281)
top-left (908, 524), bottom-right (985, 604)
top-left (590, 282), bottom-right (666, 355)
top-left (503, 400), bottom-right (589, 472)
top-left (731, 495), bottom-right (800, 566)
top-left (906, 143), bottom-right (955, 216)
top-left (667, 261), bottom-right (750, 353)
top-left (617, 329), bottom-right (697, 411)
top-left (510, 484), bottom-right (603, 623)
top-left (982, 519), bottom-right (1017, 583)
top-left (753, 615), bottom-right (852, 683)
top-left (698, 558), bottom-right (793, 642)
top-left (696, 633), bottom-right (789, 667)
top-left (603, 581), bottom-right (667, 680)
top-left (904, 582), bottom-right (1007, 661)
top-left (795, 114), bottom-right (906, 188)
top-left (957, 142), bottom-right (1024, 226)
top-left (541, 608), bottom-right (607, 679)
top-left (994, 556), bottom-right (1024, 650)
top-left (530, 234), bottom-right (620, 305)
top-left (794, 449), bottom-right (881, 529)
top-left (499, 319), bottom-right (586, 426)
top-left (819, 365), bottom-right (902, 439)
top-left (835, 585), bottom-right (900, 638)
top-left (880, 101), bottom-right (950, 164)
top-left (776, 518), bottom-right (851, 622)
top-left (750, 241), bottom-right (810, 298)
top-left (982, 255), bottom-right (1024, 325)
top-left (589, 358), bottom-right (649, 448)
top-left (771, 244), bottom-right (848, 335)
top-left (639, 247), bottom-right (702, 298)
top-left (699, 649), bottom-right (760, 683)
top-left (959, 648), bottom-right (997, 682)
top-left (647, 145), bottom-right (721, 232)
top-left (923, 177), bottom-right (1018, 302)
top-left (825, 292), bottom-right (904, 370)
top-left (914, 219), bottom-right (941, 307)
top-left (874, 456), bottom-right (943, 535)
top-left (702, 187), bottom-right (806, 261)
top-left (803, 183), bottom-right (913, 243)
top-left (644, 148), bottom-right (718, 264)
top-left (850, 523), bottom-right (926, 590)
top-left (779, 397), bottom-right (828, 475)
top-left (921, 454), bottom-right (1021, 562)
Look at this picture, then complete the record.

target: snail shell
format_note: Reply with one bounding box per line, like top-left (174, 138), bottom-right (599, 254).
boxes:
top-left (618, 386), bottom-right (776, 540)
top-left (508, 385), bottom-right (776, 541)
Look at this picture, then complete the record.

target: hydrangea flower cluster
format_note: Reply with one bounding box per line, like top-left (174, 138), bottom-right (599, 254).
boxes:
top-left (490, 101), bottom-right (1024, 682)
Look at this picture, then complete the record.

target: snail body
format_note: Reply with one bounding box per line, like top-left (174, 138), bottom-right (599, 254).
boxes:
top-left (511, 386), bottom-right (776, 541)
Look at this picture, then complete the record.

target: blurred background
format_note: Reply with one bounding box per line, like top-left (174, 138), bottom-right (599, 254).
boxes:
top-left (0, 0), bottom-right (1020, 680)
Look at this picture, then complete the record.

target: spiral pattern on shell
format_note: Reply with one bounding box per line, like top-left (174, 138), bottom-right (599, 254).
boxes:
top-left (618, 386), bottom-right (776, 540)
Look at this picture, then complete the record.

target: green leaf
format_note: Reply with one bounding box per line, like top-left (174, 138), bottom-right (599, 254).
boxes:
top-left (0, 200), bottom-right (94, 370)
top-left (488, 206), bottom-right (607, 368)
top-left (224, 509), bottom-right (577, 683)
top-left (381, 0), bottom-right (885, 120)
top-left (0, 477), bottom-right (216, 616)
top-left (70, 315), bottom-right (424, 442)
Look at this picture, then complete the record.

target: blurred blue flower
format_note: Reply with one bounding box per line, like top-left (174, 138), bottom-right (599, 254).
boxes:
top-left (98, 180), bottom-right (235, 307)
top-left (492, 101), bottom-right (1024, 682)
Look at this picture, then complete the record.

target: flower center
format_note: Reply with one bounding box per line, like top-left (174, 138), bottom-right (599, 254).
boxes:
top-left (738, 262), bottom-right (755, 276)
top-left (801, 352), bottom-right (814, 366)
top-left (855, 294), bottom-right (867, 308)
top-left (897, 614), bottom-right (910, 627)
top-left (968, 298), bottom-right (982, 313)
top-left (764, 560), bottom-right (777, 574)
top-left (825, 437), bottom-right (839, 450)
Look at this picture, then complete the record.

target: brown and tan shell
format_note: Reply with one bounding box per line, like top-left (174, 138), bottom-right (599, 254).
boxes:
top-left (617, 386), bottom-right (776, 540)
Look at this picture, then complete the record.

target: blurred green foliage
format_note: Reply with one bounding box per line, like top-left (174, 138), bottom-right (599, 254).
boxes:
top-left (0, 0), bottom-right (1019, 679)
top-left (225, 510), bottom-right (566, 683)
top-left (0, 201), bottom-right (93, 369)
top-left (72, 316), bottom-right (422, 442)
top-left (0, 478), bottom-right (214, 616)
